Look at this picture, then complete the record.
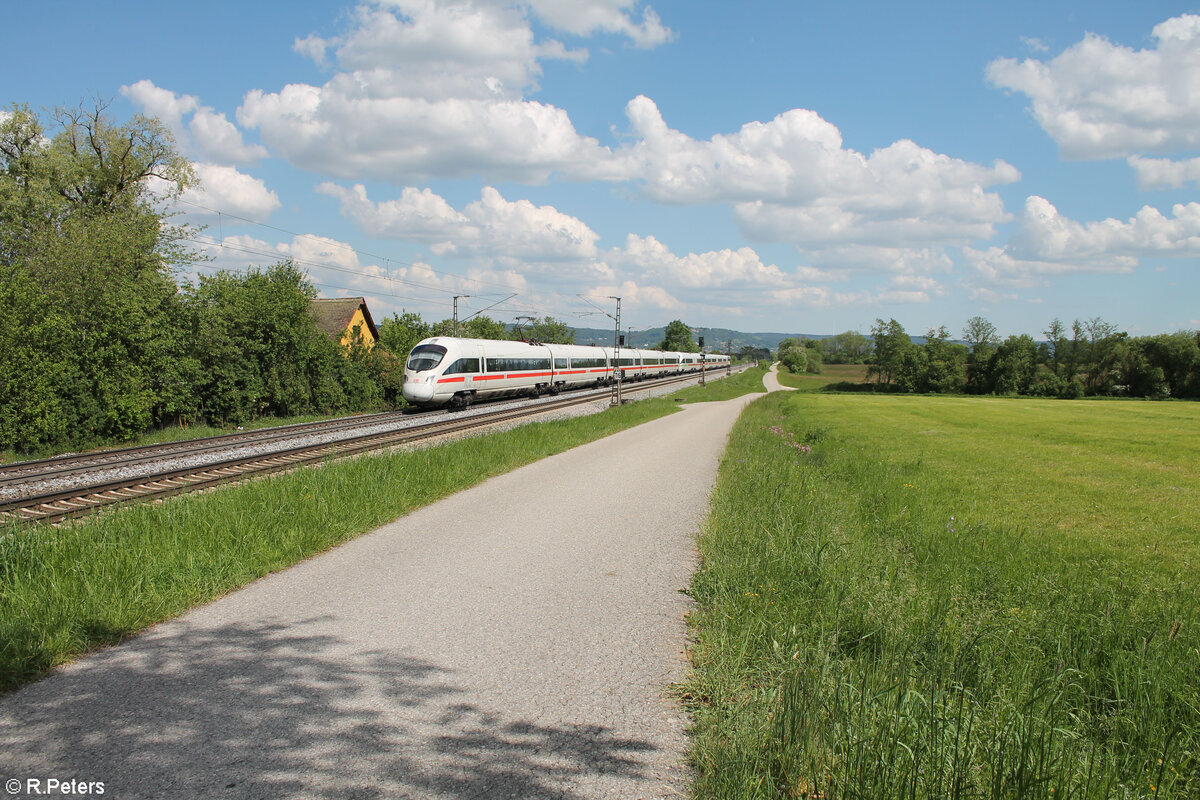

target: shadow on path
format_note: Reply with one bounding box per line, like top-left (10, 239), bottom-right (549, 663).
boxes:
top-left (0, 618), bottom-right (657, 799)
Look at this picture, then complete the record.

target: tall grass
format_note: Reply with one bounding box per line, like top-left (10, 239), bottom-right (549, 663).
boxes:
top-left (685, 392), bottom-right (1199, 798)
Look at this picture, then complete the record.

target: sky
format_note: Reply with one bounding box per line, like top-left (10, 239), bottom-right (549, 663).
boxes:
top-left (4, 0), bottom-right (1200, 338)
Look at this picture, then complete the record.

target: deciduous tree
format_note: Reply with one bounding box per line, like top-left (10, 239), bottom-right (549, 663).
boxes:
top-left (868, 318), bottom-right (913, 386)
top-left (659, 319), bottom-right (697, 352)
top-left (0, 101), bottom-right (198, 449)
top-left (521, 316), bottom-right (574, 344)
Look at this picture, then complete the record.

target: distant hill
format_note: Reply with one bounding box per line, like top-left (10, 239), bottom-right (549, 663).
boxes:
top-left (566, 325), bottom-right (830, 351)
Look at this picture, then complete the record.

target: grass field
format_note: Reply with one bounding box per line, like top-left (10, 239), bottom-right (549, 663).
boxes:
top-left (0, 367), bottom-right (765, 694)
top-left (776, 363), bottom-right (870, 392)
top-left (684, 392), bottom-right (1199, 798)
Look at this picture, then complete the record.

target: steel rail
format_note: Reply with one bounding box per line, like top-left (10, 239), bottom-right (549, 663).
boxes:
top-left (0, 409), bottom-right (425, 486)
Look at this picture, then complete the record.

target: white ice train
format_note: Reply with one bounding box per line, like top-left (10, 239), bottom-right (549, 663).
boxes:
top-left (401, 336), bottom-right (731, 408)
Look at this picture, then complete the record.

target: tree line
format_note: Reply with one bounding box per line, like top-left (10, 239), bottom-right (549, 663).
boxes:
top-left (0, 104), bottom-right (577, 456)
top-left (789, 317), bottom-right (1199, 399)
top-left (0, 103), bottom-right (399, 453)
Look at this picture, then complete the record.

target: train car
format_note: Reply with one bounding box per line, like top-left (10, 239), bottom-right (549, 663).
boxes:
top-left (404, 337), bottom-right (592, 407)
top-left (402, 336), bottom-right (728, 408)
top-left (705, 352), bottom-right (731, 370)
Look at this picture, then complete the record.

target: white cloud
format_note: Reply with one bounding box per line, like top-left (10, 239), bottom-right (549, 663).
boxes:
top-left (188, 110), bottom-right (269, 164)
top-left (293, 33), bottom-right (330, 67)
top-left (962, 247), bottom-right (1094, 289)
top-left (246, 1), bottom-right (627, 183)
top-left (588, 280), bottom-right (684, 313)
top-left (319, 179), bottom-right (896, 319)
top-left (193, 234), bottom-right (290, 273)
top-left (122, 79), bottom-right (198, 139)
top-left (1010, 195), bottom-right (1200, 263)
top-left (597, 96), bottom-right (1018, 249)
top-left (969, 287), bottom-right (1020, 303)
top-left (872, 289), bottom-right (931, 305)
top-left (807, 246), bottom-right (954, 276)
top-left (762, 286), bottom-right (835, 308)
top-left (289, 234), bottom-right (377, 275)
top-left (988, 14), bottom-right (1200, 159)
top-left (143, 163), bottom-right (280, 223)
top-left (240, 82), bottom-right (610, 183)
top-left (243, 2), bottom-right (1016, 267)
top-left (317, 182), bottom-right (470, 241)
top-left (612, 234), bottom-right (790, 288)
top-left (889, 274), bottom-right (948, 296)
top-left (122, 79), bottom-right (267, 166)
top-left (319, 183), bottom-right (602, 269)
top-left (1128, 154), bottom-right (1200, 189)
top-left (960, 194), bottom-right (1200, 289)
top-left (461, 186), bottom-right (601, 263)
top-left (295, 2), bottom-right (562, 102)
top-left (181, 164), bottom-right (281, 221)
top-left (522, 0), bottom-right (674, 48)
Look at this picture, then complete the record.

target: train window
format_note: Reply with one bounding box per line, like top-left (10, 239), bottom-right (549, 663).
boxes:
top-left (406, 344), bottom-right (447, 371)
top-left (486, 357), bottom-right (552, 372)
top-left (554, 358), bottom-right (568, 369)
top-left (571, 357), bottom-right (604, 368)
top-left (444, 358), bottom-right (480, 375)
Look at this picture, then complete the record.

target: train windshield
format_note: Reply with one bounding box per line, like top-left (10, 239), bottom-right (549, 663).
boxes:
top-left (406, 344), bottom-right (448, 372)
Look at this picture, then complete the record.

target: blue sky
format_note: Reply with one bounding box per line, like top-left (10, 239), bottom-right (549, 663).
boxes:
top-left (4, 1), bottom-right (1199, 338)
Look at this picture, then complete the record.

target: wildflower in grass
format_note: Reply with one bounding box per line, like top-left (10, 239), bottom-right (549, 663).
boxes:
top-left (947, 515), bottom-right (956, 533)
top-left (766, 424), bottom-right (811, 454)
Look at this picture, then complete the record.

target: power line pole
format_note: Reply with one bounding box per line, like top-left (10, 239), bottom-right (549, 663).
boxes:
top-left (453, 295), bottom-right (470, 337)
top-left (610, 296), bottom-right (622, 405)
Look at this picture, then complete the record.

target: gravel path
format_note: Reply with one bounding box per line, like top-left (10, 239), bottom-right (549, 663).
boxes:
top-left (0, 389), bottom-right (764, 799)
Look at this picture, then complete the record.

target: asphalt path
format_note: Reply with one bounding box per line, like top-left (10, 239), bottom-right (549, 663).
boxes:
top-left (762, 362), bottom-right (795, 392)
top-left (0, 382), bottom-right (773, 799)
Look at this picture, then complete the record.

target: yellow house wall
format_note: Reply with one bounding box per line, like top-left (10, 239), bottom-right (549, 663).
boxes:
top-left (339, 308), bottom-right (376, 349)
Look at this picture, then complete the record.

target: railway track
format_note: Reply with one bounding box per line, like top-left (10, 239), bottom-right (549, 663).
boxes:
top-left (0, 371), bottom-right (721, 524)
top-left (0, 408), bottom-right (432, 486)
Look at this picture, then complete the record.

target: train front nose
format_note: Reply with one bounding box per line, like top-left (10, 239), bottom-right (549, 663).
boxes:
top-left (402, 372), bottom-right (436, 404)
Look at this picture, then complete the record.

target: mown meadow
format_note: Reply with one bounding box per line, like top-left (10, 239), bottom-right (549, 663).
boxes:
top-left (684, 391), bottom-right (1199, 798)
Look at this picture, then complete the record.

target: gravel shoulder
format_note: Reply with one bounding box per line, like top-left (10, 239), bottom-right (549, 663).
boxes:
top-left (0, 389), bottom-right (762, 799)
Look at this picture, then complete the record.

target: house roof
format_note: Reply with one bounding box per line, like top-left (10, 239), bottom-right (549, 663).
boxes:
top-left (310, 297), bottom-right (380, 343)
